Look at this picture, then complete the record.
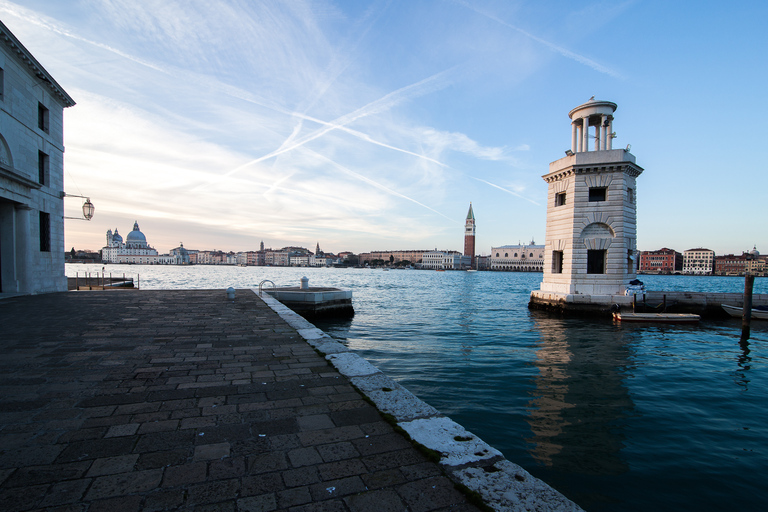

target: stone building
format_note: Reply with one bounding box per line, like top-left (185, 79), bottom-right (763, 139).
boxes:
top-left (101, 221), bottom-right (160, 264)
top-left (532, 98), bottom-right (643, 303)
top-left (638, 248), bottom-right (682, 273)
top-left (0, 21), bottom-right (75, 294)
top-left (490, 241), bottom-right (544, 271)
top-left (682, 248), bottom-right (715, 275)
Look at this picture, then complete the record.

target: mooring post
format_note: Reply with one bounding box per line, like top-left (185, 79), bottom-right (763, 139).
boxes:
top-left (663, 294), bottom-right (667, 313)
top-left (742, 274), bottom-right (754, 341)
top-left (633, 293), bottom-right (637, 313)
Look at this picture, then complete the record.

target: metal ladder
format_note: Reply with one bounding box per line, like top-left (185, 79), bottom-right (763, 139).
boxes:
top-left (258, 279), bottom-right (276, 297)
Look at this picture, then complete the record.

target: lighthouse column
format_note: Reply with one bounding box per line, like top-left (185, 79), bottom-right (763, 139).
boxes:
top-left (571, 122), bottom-right (578, 153)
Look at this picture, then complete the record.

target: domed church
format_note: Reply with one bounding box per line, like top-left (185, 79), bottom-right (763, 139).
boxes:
top-left (102, 221), bottom-right (159, 263)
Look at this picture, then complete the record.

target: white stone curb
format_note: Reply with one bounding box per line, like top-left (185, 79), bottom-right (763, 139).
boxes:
top-left (399, 416), bottom-right (502, 466)
top-left (254, 289), bottom-right (583, 512)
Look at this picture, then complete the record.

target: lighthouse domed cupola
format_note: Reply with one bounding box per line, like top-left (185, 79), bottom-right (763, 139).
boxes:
top-left (568, 97), bottom-right (617, 153)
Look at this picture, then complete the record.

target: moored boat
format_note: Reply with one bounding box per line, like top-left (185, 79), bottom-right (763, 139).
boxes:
top-left (721, 304), bottom-right (768, 320)
top-left (613, 311), bottom-right (701, 323)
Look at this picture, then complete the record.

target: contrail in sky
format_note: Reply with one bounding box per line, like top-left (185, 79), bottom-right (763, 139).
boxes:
top-left (454, 0), bottom-right (625, 80)
top-left (223, 67), bottom-right (456, 177)
top-left (473, 177), bottom-right (540, 206)
top-left (311, 150), bottom-right (457, 224)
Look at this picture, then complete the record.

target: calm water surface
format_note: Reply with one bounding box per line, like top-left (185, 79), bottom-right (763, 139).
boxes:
top-left (67, 264), bottom-right (768, 511)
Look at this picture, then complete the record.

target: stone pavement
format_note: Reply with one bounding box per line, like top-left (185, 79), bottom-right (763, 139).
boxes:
top-left (0, 290), bottom-right (482, 512)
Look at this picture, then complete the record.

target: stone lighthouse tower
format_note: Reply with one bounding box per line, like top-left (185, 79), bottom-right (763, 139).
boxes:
top-left (464, 203), bottom-right (476, 268)
top-left (532, 98), bottom-right (643, 304)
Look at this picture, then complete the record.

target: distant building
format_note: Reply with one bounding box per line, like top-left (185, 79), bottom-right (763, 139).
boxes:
top-left (715, 247), bottom-right (766, 276)
top-left (490, 241), bottom-right (544, 271)
top-left (0, 21), bottom-right (76, 294)
top-left (639, 248), bottom-right (682, 273)
top-left (421, 250), bottom-right (471, 270)
top-left (464, 203), bottom-right (476, 267)
top-left (102, 221), bottom-right (160, 264)
top-left (682, 248), bottom-right (715, 275)
top-left (359, 250), bottom-right (428, 266)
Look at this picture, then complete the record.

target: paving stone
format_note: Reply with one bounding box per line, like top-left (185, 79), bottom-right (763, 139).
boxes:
top-left (84, 495), bottom-right (143, 512)
top-left (186, 478), bottom-right (241, 506)
top-left (162, 461), bottom-right (207, 486)
top-left (208, 456), bottom-right (246, 480)
top-left (282, 466), bottom-right (320, 487)
top-left (237, 494), bottom-right (278, 512)
top-left (104, 423), bottom-right (139, 438)
top-left (344, 489), bottom-right (407, 512)
top-left (288, 446), bottom-right (323, 467)
top-left (194, 442), bottom-right (231, 461)
top-left (397, 476), bottom-right (471, 512)
top-left (85, 468), bottom-right (163, 501)
top-left (86, 454), bottom-right (138, 477)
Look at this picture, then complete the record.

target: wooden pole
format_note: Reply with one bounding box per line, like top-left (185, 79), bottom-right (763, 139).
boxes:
top-left (742, 274), bottom-right (754, 341)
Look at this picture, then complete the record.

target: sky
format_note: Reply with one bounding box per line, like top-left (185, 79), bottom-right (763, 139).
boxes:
top-left (4, 0), bottom-right (767, 255)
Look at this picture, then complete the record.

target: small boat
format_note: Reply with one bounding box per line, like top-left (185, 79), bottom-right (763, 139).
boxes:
top-left (613, 312), bottom-right (700, 323)
top-left (721, 304), bottom-right (768, 320)
top-left (466, 269), bottom-right (477, 273)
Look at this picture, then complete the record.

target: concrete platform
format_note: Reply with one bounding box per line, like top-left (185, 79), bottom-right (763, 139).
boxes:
top-left (263, 287), bottom-right (354, 320)
top-left (0, 289), bottom-right (580, 512)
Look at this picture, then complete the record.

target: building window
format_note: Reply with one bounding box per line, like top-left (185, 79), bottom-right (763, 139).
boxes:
top-left (38, 151), bottom-right (49, 185)
top-left (552, 251), bottom-right (563, 274)
top-left (39, 211), bottom-right (51, 252)
top-left (38, 103), bottom-right (49, 133)
top-left (588, 187), bottom-right (607, 202)
top-left (0, 67), bottom-right (4, 100)
top-left (627, 187), bottom-right (634, 203)
top-left (555, 192), bottom-right (566, 207)
top-left (587, 250), bottom-right (606, 274)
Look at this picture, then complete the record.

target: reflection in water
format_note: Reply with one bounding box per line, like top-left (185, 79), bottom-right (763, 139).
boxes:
top-left (736, 338), bottom-right (751, 390)
top-left (457, 273), bottom-right (477, 358)
top-left (527, 315), bottom-right (634, 476)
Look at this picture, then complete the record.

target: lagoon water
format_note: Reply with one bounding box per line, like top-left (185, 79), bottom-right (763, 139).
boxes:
top-left (67, 264), bottom-right (768, 511)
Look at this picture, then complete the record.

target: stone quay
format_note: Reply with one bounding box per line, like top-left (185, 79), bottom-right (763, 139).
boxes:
top-left (0, 289), bottom-right (579, 512)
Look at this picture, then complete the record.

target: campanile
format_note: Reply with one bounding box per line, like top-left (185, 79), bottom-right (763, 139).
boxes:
top-left (464, 203), bottom-right (476, 268)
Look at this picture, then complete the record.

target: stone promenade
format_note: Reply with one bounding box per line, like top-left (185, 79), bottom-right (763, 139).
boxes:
top-left (0, 290), bottom-right (482, 512)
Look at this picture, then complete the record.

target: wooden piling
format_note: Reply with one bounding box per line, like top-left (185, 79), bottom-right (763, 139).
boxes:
top-left (742, 274), bottom-right (754, 341)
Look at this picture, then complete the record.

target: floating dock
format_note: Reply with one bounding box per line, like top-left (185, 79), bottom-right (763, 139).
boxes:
top-left (530, 290), bottom-right (768, 319)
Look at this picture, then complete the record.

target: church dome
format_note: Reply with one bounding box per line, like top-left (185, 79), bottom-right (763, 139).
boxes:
top-left (126, 221), bottom-right (147, 244)
top-left (112, 229), bottom-right (123, 243)
top-left (749, 246), bottom-right (759, 257)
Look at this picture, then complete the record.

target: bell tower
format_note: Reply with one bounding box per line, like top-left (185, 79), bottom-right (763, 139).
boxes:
top-left (535, 98), bottom-right (643, 297)
top-left (464, 202), bottom-right (476, 268)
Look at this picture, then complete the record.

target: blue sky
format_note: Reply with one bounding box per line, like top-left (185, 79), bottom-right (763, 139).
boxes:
top-left (5, 0), bottom-right (766, 255)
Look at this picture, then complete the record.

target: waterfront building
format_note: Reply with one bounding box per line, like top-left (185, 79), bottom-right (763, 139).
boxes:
top-left (359, 250), bottom-right (429, 266)
top-left (638, 248), bottom-right (682, 273)
top-left (532, 98), bottom-right (643, 299)
top-left (464, 203), bottom-right (476, 268)
top-left (682, 248), bottom-right (714, 275)
top-left (102, 221), bottom-right (160, 264)
top-left (490, 240), bottom-right (544, 271)
top-left (0, 21), bottom-right (76, 294)
top-left (421, 250), bottom-right (471, 270)
top-left (714, 247), bottom-right (766, 276)
top-left (169, 244), bottom-right (190, 264)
